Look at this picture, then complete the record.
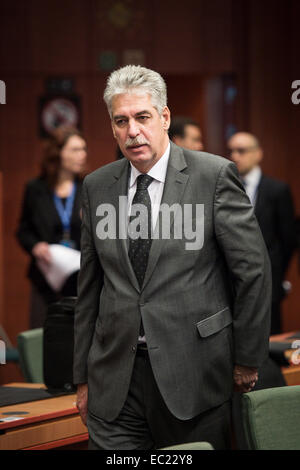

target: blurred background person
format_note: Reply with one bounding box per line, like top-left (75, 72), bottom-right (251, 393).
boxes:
top-left (168, 116), bottom-right (204, 151)
top-left (228, 131), bottom-right (297, 335)
top-left (16, 126), bottom-right (87, 329)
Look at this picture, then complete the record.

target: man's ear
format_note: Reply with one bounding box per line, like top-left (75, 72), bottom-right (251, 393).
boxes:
top-left (161, 106), bottom-right (171, 131)
top-left (257, 148), bottom-right (263, 164)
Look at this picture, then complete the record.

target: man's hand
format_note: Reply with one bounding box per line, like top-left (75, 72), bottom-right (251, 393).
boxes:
top-left (233, 364), bottom-right (258, 393)
top-left (76, 383), bottom-right (88, 426)
top-left (32, 242), bottom-right (52, 265)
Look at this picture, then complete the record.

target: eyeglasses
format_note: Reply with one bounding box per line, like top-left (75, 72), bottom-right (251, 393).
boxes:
top-left (228, 146), bottom-right (257, 156)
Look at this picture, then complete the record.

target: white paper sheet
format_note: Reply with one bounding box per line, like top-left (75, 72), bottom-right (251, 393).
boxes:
top-left (37, 244), bottom-right (81, 292)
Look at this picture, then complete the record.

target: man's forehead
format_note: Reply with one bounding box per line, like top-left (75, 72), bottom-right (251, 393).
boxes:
top-left (111, 92), bottom-right (156, 116)
top-left (229, 133), bottom-right (256, 147)
top-left (65, 135), bottom-right (86, 147)
top-left (185, 124), bottom-right (201, 136)
top-left (229, 136), bottom-right (250, 147)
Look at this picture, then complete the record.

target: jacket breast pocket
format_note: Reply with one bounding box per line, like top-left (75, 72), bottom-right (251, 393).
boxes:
top-left (196, 307), bottom-right (232, 337)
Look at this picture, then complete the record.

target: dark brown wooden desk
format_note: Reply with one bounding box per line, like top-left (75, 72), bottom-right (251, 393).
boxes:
top-left (0, 383), bottom-right (88, 450)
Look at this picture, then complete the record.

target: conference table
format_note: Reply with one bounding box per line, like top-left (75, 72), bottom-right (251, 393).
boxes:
top-left (0, 383), bottom-right (88, 450)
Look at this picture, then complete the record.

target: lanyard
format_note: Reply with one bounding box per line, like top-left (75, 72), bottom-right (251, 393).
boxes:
top-left (53, 182), bottom-right (77, 234)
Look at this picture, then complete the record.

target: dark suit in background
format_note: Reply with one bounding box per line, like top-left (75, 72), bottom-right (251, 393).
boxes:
top-left (16, 177), bottom-right (82, 327)
top-left (254, 175), bottom-right (296, 334)
top-left (227, 132), bottom-right (297, 335)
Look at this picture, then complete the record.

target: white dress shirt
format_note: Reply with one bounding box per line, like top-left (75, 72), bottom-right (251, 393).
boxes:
top-left (127, 142), bottom-right (170, 343)
top-left (127, 142), bottom-right (170, 230)
top-left (243, 165), bottom-right (262, 206)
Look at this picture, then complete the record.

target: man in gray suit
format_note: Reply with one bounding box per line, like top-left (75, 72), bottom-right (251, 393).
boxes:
top-left (74, 65), bottom-right (271, 450)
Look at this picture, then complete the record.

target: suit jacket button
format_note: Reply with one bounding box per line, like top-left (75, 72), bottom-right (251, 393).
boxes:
top-left (131, 346), bottom-right (136, 353)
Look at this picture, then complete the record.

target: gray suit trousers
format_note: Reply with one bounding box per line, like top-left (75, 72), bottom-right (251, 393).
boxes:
top-left (87, 348), bottom-right (232, 450)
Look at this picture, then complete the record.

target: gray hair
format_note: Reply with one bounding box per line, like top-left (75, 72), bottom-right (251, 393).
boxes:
top-left (103, 65), bottom-right (167, 118)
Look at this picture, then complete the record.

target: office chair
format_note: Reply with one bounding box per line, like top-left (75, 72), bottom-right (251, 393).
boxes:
top-left (242, 385), bottom-right (300, 450)
top-left (17, 328), bottom-right (44, 383)
top-left (160, 441), bottom-right (214, 450)
top-left (0, 324), bottom-right (19, 363)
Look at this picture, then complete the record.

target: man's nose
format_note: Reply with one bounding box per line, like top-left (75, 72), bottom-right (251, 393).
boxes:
top-left (128, 120), bottom-right (140, 138)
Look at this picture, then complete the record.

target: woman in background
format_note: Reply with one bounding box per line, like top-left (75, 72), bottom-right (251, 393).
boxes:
top-left (16, 126), bottom-right (87, 328)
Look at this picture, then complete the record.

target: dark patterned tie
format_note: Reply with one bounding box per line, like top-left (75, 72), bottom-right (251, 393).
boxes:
top-left (128, 174), bottom-right (153, 336)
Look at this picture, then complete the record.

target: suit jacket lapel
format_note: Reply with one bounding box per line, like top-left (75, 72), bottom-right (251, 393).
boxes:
top-left (38, 179), bottom-right (62, 230)
top-left (107, 159), bottom-right (141, 293)
top-left (108, 144), bottom-right (189, 293)
top-left (254, 174), bottom-right (265, 218)
top-left (141, 143), bottom-right (189, 291)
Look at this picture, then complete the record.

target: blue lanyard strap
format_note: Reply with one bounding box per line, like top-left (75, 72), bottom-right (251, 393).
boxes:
top-left (53, 182), bottom-right (77, 233)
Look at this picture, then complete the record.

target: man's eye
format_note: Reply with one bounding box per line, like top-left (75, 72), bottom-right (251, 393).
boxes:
top-left (138, 116), bottom-right (149, 121)
top-left (116, 119), bottom-right (126, 126)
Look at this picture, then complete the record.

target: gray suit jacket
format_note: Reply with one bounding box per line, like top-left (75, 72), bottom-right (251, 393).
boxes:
top-left (73, 142), bottom-right (271, 422)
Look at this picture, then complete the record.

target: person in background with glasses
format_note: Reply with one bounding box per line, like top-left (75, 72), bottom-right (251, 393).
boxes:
top-left (228, 132), bottom-right (297, 334)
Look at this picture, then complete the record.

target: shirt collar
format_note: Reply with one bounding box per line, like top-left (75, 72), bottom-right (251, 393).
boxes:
top-left (129, 142), bottom-right (170, 188)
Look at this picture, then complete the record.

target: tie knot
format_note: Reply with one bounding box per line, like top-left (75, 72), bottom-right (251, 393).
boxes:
top-left (136, 174), bottom-right (153, 191)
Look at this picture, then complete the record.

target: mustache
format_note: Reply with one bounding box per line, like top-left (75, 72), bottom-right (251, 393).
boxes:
top-left (125, 136), bottom-right (150, 148)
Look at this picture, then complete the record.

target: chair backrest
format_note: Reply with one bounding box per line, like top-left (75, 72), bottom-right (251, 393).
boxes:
top-left (242, 385), bottom-right (300, 450)
top-left (17, 328), bottom-right (43, 383)
top-left (160, 441), bottom-right (214, 450)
